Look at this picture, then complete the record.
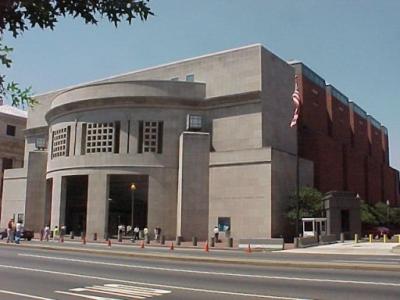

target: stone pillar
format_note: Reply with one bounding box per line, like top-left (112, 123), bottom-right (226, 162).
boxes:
top-left (50, 175), bottom-right (67, 228)
top-left (176, 132), bottom-right (210, 241)
top-left (86, 173), bottom-right (109, 239)
top-left (24, 151), bottom-right (48, 232)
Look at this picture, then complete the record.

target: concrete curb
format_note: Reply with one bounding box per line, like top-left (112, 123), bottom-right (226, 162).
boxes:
top-left (392, 245), bottom-right (400, 254)
top-left (1, 242), bottom-right (400, 272)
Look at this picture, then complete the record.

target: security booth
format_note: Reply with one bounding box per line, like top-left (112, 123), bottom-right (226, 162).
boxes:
top-left (302, 217), bottom-right (327, 237)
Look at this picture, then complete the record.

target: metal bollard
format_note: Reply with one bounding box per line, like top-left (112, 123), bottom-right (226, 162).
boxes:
top-left (340, 232), bottom-right (344, 243)
top-left (175, 236), bottom-right (182, 246)
top-left (369, 234), bottom-right (372, 243)
top-left (192, 236), bottom-right (198, 246)
top-left (145, 235), bottom-right (150, 244)
top-left (354, 234), bottom-right (359, 243)
top-left (70, 231), bottom-right (74, 239)
top-left (383, 234), bottom-right (387, 243)
top-left (161, 235), bottom-right (165, 245)
top-left (210, 237), bottom-right (215, 247)
top-left (93, 233), bottom-right (97, 241)
top-left (227, 237), bottom-right (233, 248)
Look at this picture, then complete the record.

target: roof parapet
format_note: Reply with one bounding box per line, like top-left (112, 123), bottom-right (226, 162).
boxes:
top-left (367, 115), bottom-right (381, 129)
top-left (349, 101), bottom-right (367, 118)
top-left (326, 84), bottom-right (349, 106)
top-left (288, 61), bottom-right (325, 89)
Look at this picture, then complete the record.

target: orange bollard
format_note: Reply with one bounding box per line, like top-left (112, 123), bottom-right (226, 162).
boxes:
top-left (246, 243), bottom-right (252, 253)
top-left (204, 241), bottom-right (209, 252)
top-left (170, 242), bottom-right (174, 250)
top-left (140, 240), bottom-right (145, 248)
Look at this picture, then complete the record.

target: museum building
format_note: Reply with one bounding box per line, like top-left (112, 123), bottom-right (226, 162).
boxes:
top-left (1, 44), bottom-right (398, 240)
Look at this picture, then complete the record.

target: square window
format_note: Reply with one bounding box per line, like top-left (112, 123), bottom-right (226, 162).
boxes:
top-left (186, 74), bottom-right (194, 82)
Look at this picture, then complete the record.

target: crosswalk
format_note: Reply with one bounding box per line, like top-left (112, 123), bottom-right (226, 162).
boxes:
top-left (55, 284), bottom-right (171, 299)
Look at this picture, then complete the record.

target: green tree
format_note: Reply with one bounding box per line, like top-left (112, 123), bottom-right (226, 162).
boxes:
top-left (360, 200), bottom-right (378, 226)
top-left (0, 0), bottom-right (153, 107)
top-left (287, 186), bottom-right (324, 224)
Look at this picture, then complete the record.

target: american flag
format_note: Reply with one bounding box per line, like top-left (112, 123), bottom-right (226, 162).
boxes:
top-left (290, 76), bottom-right (301, 127)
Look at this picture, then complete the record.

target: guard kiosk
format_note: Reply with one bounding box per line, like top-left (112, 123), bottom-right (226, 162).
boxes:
top-left (302, 218), bottom-right (327, 237)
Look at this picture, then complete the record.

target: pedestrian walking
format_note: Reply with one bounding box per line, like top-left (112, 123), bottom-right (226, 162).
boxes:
top-left (143, 226), bottom-right (149, 242)
top-left (133, 226), bottom-right (140, 240)
top-left (154, 227), bottom-right (159, 242)
top-left (15, 221), bottom-right (22, 244)
top-left (60, 225), bottom-right (66, 241)
top-left (53, 225), bottom-right (59, 240)
top-left (6, 218), bottom-right (15, 243)
top-left (213, 226), bottom-right (219, 243)
top-left (44, 225), bottom-right (50, 241)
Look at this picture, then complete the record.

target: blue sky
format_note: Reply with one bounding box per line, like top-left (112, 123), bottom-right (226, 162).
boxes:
top-left (3, 0), bottom-right (399, 170)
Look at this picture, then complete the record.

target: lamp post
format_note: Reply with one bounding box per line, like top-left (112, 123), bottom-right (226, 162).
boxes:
top-left (130, 183), bottom-right (136, 242)
top-left (386, 199), bottom-right (390, 225)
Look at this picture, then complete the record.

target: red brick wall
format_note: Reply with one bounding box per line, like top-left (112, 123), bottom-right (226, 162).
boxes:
top-left (381, 131), bottom-right (389, 164)
top-left (368, 121), bottom-right (383, 164)
top-left (383, 166), bottom-right (398, 206)
top-left (350, 110), bottom-right (369, 154)
top-left (366, 157), bottom-right (383, 204)
top-left (294, 63), bottom-right (399, 206)
top-left (345, 147), bottom-right (367, 200)
top-left (298, 75), bottom-right (328, 135)
top-left (327, 96), bottom-right (351, 146)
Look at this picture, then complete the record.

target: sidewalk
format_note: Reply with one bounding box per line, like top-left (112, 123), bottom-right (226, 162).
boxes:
top-left (284, 240), bottom-right (400, 256)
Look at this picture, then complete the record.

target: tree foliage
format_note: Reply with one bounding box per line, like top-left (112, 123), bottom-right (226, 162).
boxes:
top-left (0, 0), bottom-right (153, 107)
top-left (286, 186), bottom-right (324, 224)
top-left (361, 200), bottom-right (400, 226)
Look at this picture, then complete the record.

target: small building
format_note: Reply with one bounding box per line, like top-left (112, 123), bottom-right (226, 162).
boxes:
top-left (0, 99), bottom-right (27, 223)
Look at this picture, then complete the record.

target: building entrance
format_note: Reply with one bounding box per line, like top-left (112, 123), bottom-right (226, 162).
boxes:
top-left (65, 175), bottom-right (88, 235)
top-left (108, 175), bottom-right (148, 236)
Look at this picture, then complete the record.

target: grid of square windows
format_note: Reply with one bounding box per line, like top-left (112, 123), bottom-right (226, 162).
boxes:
top-left (51, 128), bottom-right (67, 158)
top-left (86, 122), bottom-right (114, 153)
top-left (143, 121), bottom-right (159, 153)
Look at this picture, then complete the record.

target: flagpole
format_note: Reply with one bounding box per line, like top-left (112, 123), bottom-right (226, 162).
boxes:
top-left (293, 75), bottom-right (300, 238)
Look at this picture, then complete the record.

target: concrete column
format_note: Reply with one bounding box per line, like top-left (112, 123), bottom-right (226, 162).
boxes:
top-left (24, 151), bottom-right (47, 232)
top-left (177, 132), bottom-right (210, 241)
top-left (50, 175), bottom-right (67, 228)
top-left (86, 173), bottom-right (109, 239)
top-left (75, 123), bottom-right (83, 156)
top-left (119, 120), bottom-right (128, 154)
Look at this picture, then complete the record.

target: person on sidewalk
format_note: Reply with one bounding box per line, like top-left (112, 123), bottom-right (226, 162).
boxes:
top-left (213, 226), bottom-right (219, 243)
top-left (44, 225), bottom-right (50, 241)
top-left (53, 226), bottom-right (59, 241)
top-left (6, 218), bottom-right (15, 243)
top-left (133, 226), bottom-right (140, 240)
top-left (15, 221), bottom-right (22, 244)
top-left (143, 226), bottom-right (149, 242)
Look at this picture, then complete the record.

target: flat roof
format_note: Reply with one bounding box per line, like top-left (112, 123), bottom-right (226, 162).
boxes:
top-left (0, 104), bottom-right (27, 118)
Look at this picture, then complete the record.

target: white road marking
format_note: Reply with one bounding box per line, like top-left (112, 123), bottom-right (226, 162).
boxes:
top-left (18, 253), bottom-right (400, 287)
top-left (334, 259), bottom-right (400, 264)
top-left (0, 264), bottom-right (307, 299)
top-left (56, 291), bottom-right (119, 300)
top-left (68, 284), bottom-right (170, 299)
top-left (0, 289), bottom-right (56, 300)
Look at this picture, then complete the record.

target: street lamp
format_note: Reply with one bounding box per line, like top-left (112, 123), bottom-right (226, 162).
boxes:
top-left (130, 183), bottom-right (136, 242)
top-left (386, 199), bottom-right (390, 225)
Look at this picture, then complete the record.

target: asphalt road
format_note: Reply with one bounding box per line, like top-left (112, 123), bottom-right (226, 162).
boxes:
top-left (0, 246), bottom-right (399, 300)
